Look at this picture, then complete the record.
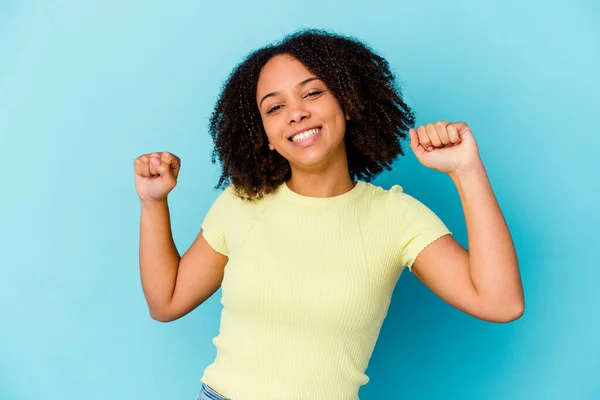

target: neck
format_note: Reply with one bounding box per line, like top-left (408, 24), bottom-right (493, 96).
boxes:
top-left (286, 140), bottom-right (356, 198)
top-left (286, 168), bottom-right (355, 198)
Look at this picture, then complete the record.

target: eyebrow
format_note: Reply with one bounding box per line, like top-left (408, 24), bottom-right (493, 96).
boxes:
top-left (258, 77), bottom-right (321, 108)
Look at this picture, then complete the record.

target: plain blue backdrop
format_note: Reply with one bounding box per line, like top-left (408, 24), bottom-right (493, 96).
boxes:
top-left (1, 0), bottom-right (598, 399)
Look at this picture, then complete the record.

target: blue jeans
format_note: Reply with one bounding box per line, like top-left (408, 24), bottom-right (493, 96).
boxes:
top-left (197, 382), bottom-right (231, 400)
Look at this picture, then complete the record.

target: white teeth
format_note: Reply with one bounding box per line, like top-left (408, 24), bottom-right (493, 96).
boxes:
top-left (291, 128), bottom-right (320, 142)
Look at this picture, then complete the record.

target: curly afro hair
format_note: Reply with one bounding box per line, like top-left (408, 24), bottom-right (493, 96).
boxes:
top-left (209, 29), bottom-right (415, 202)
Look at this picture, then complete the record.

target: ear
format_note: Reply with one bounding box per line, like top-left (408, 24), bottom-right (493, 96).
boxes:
top-left (268, 143), bottom-right (275, 150)
top-left (345, 114), bottom-right (351, 121)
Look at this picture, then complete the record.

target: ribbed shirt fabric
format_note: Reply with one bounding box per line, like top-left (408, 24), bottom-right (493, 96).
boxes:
top-left (199, 180), bottom-right (451, 399)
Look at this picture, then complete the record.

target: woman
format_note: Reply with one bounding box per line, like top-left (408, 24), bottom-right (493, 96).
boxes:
top-left (133, 29), bottom-right (524, 400)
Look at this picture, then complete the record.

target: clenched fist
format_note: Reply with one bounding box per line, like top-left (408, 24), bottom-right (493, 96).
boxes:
top-left (409, 121), bottom-right (482, 176)
top-left (133, 152), bottom-right (181, 201)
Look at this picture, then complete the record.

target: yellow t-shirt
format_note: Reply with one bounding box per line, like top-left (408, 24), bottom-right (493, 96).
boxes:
top-left (200, 180), bottom-right (451, 400)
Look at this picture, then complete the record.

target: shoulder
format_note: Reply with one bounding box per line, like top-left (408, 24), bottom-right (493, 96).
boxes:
top-left (358, 181), bottom-right (440, 222)
top-left (210, 184), bottom-right (260, 207)
top-left (357, 181), bottom-right (409, 206)
top-left (208, 183), bottom-right (276, 219)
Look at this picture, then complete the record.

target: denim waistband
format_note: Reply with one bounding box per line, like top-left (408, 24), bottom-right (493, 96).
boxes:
top-left (197, 382), bottom-right (230, 400)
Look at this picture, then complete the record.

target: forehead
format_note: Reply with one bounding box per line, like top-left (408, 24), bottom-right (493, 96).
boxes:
top-left (256, 55), bottom-right (315, 96)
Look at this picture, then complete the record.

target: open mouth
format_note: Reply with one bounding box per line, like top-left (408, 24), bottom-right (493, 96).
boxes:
top-left (289, 127), bottom-right (322, 143)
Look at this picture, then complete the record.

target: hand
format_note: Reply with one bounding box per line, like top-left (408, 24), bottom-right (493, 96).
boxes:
top-left (133, 152), bottom-right (181, 201)
top-left (409, 121), bottom-right (482, 175)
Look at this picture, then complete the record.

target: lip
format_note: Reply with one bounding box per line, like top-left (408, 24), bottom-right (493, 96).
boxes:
top-left (288, 126), bottom-right (323, 148)
top-left (286, 125), bottom-right (322, 141)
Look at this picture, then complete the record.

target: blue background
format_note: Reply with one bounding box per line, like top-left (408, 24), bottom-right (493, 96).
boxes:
top-left (1, 1), bottom-right (598, 399)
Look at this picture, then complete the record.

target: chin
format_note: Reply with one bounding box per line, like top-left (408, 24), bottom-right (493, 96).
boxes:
top-left (289, 153), bottom-right (332, 169)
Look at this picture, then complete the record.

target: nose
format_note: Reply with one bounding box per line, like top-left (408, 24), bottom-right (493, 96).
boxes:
top-left (287, 100), bottom-right (310, 124)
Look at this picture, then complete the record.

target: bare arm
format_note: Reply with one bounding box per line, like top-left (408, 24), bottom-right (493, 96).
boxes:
top-left (135, 150), bottom-right (229, 322)
top-left (412, 162), bottom-right (524, 322)
top-left (139, 198), bottom-right (228, 322)
top-left (407, 122), bottom-right (524, 323)
top-left (139, 199), bottom-right (179, 318)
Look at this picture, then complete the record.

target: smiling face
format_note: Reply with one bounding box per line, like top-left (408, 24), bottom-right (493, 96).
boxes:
top-left (256, 54), bottom-right (349, 173)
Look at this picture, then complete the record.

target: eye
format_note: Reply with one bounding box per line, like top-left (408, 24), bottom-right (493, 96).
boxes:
top-left (305, 90), bottom-right (323, 98)
top-left (266, 104), bottom-right (282, 114)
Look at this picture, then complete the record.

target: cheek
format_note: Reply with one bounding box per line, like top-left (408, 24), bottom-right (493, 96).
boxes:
top-left (261, 121), bottom-right (276, 141)
top-left (335, 120), bottom-right (347, 141)
top-left (261, 121), bottom-right (284, 146)
top-left (262, 113), bottom-right (290, 140)
top-left (328, 104), bottom-right (347, 135)
top-left (258, 115), bottom-right (271, 135)
top-left (323, 99), bottom-right (346, 124)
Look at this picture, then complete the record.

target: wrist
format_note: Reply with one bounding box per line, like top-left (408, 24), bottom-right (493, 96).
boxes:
top-left (140, 198), bottom-right (168, 211)
top-left (449, 160), bottom-right (486, 182)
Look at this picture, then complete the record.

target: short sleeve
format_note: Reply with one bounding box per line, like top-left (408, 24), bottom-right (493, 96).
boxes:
top-left (201, 185), bottom-right (234, 256)
top-left (390, 185), bottom-right (452, 271)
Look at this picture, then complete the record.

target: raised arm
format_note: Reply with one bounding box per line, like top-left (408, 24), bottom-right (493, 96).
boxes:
top-left (135, 152), bottom-right (228, 322)
top-left (407, 122), bottom-right (524, 323)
